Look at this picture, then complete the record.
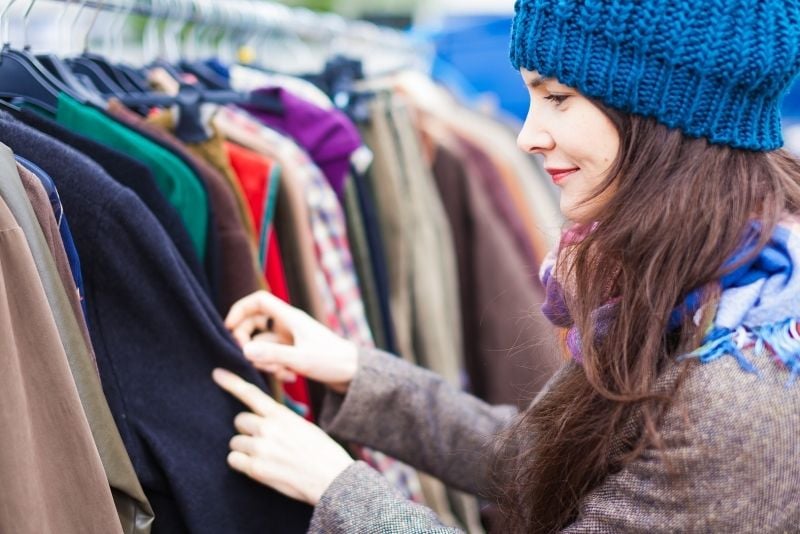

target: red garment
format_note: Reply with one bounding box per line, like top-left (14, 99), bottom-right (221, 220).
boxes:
top-left (265, 229), bottom-right (290, 302)
top-left (225, 141), bottom-right (270, 239)
top-left (226, 141), bottom-right (314, 420)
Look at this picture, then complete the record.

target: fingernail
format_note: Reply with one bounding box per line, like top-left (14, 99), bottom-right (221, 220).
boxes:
top-left (212, 368), bottom-right (228, 383)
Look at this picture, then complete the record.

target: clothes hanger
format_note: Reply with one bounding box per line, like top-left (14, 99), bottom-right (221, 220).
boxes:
top-left (0, 0), bottom-right (88, 114)
top-left (106, 1), bottom-right (151, 93)
top-left (64, 0), bottom-right (128, 98)
top-left (112, 0), bottom-right (282, 142)
top-left (165, 0), bottom-right (229, 90)
top-left (34, 0), bottom-right (106, 104)
top-left (84, 0), bottom-right (145, 92)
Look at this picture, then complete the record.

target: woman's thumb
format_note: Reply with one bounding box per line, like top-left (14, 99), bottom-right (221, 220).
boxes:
top-left (244, 340), bottom-right (301, 370)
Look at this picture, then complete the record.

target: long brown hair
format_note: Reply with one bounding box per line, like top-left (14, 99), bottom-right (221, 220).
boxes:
top-left (491, 107), bottom-right (800, 532)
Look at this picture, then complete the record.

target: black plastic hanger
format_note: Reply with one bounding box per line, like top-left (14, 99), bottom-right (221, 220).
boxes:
top-left (115, 82), bottom-right (284, 143)
top-left (81, 51), bottom-right (143, 94)
top-left (0, 44), bottom-right (83, 115)
top-left (0, 97), bottom-right (21, 113)
top-left (114, 63), bottom-right (152, 93)
top-left (37, 53), bottom-right (106, 106)
top-left (67, 55), bottom-right (126, 98)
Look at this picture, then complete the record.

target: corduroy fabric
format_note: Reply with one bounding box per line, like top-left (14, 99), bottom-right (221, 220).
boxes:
top-left (510, 0), bottom-right (800, 151)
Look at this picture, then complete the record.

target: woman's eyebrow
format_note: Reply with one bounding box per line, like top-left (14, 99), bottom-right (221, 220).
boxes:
top-left (527, 75), bottom-right (546, 88)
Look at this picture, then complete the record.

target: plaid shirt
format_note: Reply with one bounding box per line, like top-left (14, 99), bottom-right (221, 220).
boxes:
top-left (219, 105), bottom-right (424, 502)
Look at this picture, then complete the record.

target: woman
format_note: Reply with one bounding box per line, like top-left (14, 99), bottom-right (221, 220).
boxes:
top-left (213, 0), bottom-right (800, 531)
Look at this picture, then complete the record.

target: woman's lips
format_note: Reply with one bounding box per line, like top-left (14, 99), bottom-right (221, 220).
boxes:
top-left (545, 168), bottom-right (579, 184)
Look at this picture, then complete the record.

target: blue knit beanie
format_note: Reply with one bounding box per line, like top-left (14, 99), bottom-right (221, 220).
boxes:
top-left (510, 0), bottom-right (800, 151)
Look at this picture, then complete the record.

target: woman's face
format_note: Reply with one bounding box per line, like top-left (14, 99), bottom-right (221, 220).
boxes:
top-left (517, 69), bottom-right (620, 222)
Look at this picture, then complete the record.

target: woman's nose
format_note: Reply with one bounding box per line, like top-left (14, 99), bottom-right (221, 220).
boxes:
top-left (517, 111), bottom-right (554, 154)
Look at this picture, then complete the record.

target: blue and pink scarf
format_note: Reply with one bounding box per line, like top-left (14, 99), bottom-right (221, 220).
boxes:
top-left (540, 218), bottom-right (800, 382)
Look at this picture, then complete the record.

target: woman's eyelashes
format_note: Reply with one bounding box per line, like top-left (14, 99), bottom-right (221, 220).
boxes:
top-left (544, 94), bottom-right (570, 106)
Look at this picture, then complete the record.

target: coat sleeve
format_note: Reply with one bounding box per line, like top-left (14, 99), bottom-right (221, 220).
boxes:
top-left (310, 461), bottom-right (463, 533)
top-left (318, 348), bottom-right (519, 496)
top-left (312, 349), bottom-right (800, 533)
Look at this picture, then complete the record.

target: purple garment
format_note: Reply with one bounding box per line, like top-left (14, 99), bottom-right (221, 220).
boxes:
top-left (240, 87), bottom-right (362, 200)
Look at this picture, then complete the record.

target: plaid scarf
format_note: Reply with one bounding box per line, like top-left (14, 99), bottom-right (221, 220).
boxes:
top-left (540, 218), bottom-right (800, 382)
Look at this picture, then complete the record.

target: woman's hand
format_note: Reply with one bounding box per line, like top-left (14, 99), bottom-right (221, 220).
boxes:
top-left (225, 291), bottom-right (357, 393)
top-left (212, 368), bottom-right (354, 505)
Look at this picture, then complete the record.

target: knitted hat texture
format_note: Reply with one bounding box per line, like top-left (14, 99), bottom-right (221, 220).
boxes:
top-left (510, 0), bottom-right (800, 151)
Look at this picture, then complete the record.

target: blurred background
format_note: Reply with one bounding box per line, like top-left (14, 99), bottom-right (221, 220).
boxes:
top-left (10, 0), bottom-right (800, 152)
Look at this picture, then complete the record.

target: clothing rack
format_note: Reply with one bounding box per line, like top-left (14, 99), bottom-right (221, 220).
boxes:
top-left (10, 0), bottom-right (431, 75)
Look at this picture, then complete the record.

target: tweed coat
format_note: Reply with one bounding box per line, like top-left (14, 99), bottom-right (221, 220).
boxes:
top-left (309, 347), bottom-right (800, 532)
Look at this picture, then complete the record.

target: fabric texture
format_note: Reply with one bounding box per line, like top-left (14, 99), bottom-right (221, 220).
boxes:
top-left (358, 93), bottom-right (483, 529)
top-left (13, 107), bottom-right (210, 295)
top-left (0, 116), bottom-right (313, 534)
top-left (0, 178), bottom-right (124, 534)
top-left (215, 104), bottom-right (424, 502)
top-left (16, 154), bottom-right (86, 319)
top-left (431, 140), bottom-right (561, 406)
top-left (541, 219), bottom-right (800, 377)
top-left (343, 175), bottom-right (387, 350)
top-left (225, 139), bottom-right (313, 418)
top-left (0, 142), bottom-right (155, 534)
top-left (510, 0), bottom-right (800, 150)
top-left (457, 135), bottom-right (540, 274)
top-left (682, 219), bottom-right (800, 377)
top-left (107, 100), bottom-right (263, 315)
top-left (361, 91), bottom-right (465, 385)
top-left (55, 93), bottom-right (209, 259)
top-left (263, 163), bottom-right (282, 265)
top-left (240, 87), bottom-right (363, 199)
top-left (145, 107), bottom-right (260, 242)
top-left (352, 166), bottom-right (397, 354)
top-left (5, 145), bottom-right (155, 534)
top-left (310, 346), bottom-right (800, 532)
top-left (16, 161), bottom-right (94, 361)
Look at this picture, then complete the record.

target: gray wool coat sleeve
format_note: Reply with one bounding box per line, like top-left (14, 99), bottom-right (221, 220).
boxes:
top-left (310, 347), bottom-right (800, 533)
top-left (316, 348), bottom-right (519, 497)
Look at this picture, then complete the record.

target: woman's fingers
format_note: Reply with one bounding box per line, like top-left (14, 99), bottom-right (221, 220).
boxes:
top-left (227, 451), bottom-right (306, 503)
top-left (212, 369), bottom-right (280, 417)
top-left (244, 341), bottom-right (309, 374)
top-left (225, 290), bottom-right (297, 333)
top-left (274, 369), bottom-right (298, 383)
top-left (233, 412), bottom-right (263, 436)
top-left (227, 450), bottom-right (257, 478)
top-left (229, 316), bottom-right (268, 347)
top-left (230, 434), bottom-right (260, 455)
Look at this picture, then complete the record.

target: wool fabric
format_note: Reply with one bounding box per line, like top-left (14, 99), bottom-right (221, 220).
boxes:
top-left (510, 0), bottom-right (800, 151)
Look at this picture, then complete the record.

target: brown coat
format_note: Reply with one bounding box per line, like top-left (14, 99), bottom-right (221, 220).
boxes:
top-left (1, 144), bottom-right (153, 533)
top-left (309, 347), bottom-right (800, 532)
top-left (0, 172), bottom-right (123, 533)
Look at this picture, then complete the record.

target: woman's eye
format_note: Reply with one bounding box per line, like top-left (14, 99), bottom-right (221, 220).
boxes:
top-left (544, 94), bottom-right (569, 105)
